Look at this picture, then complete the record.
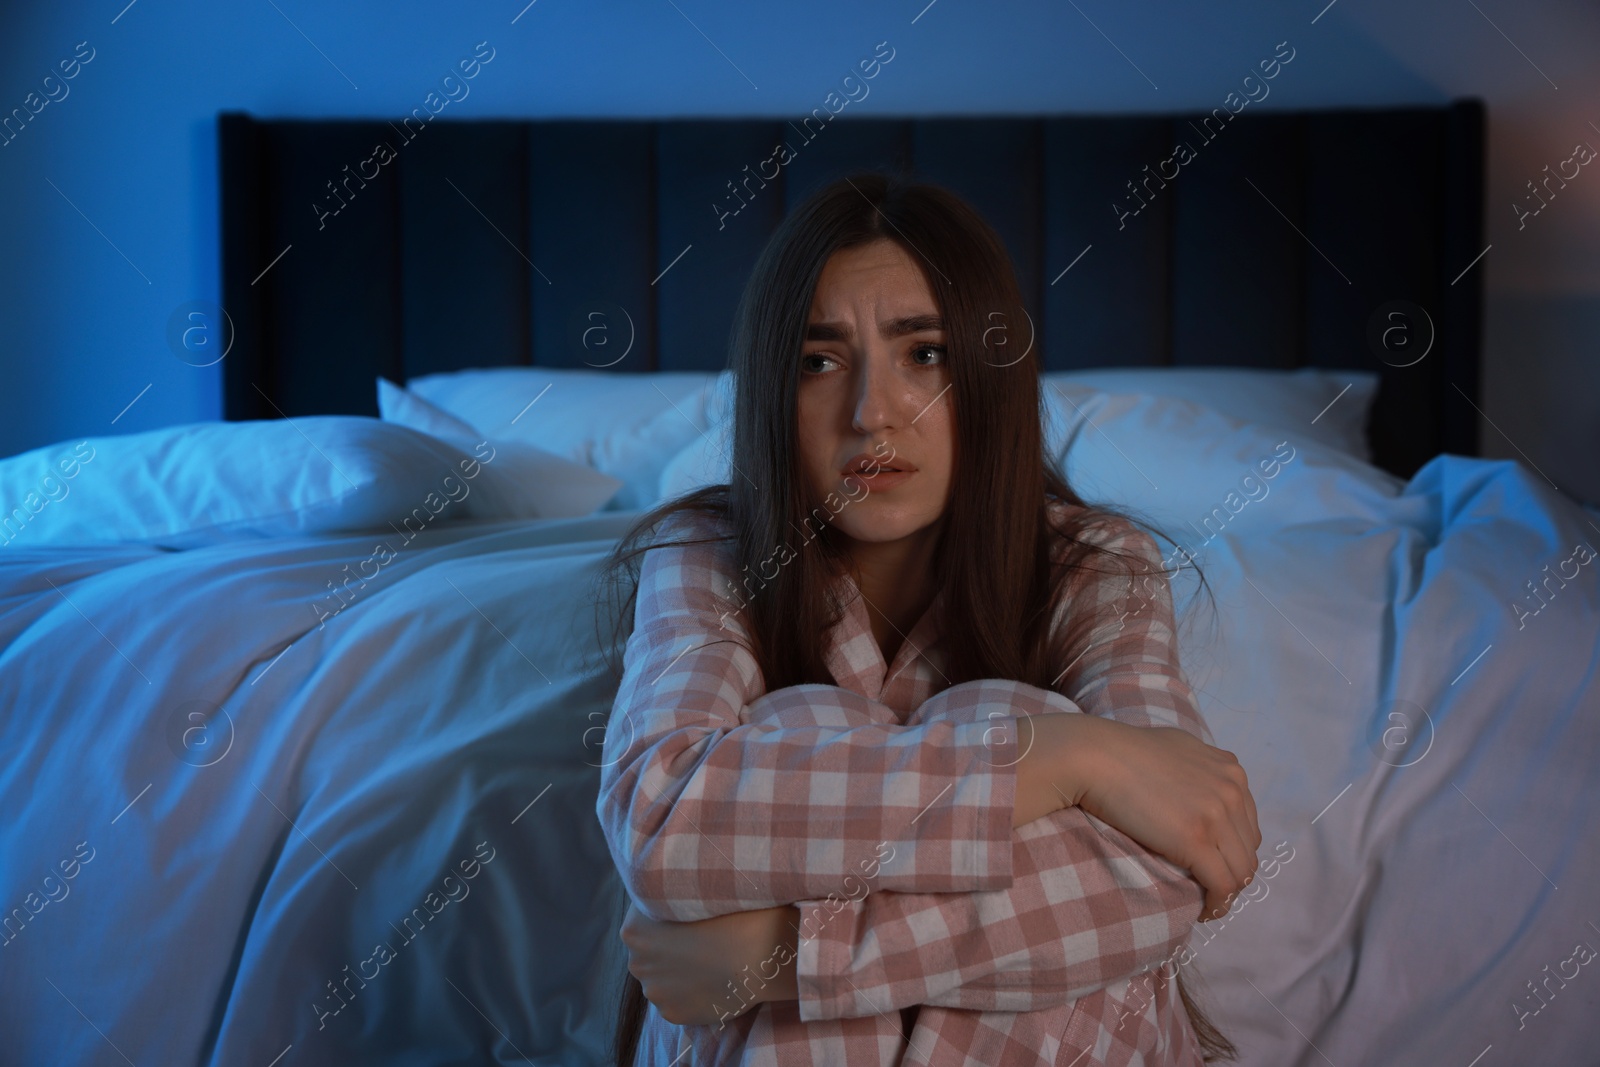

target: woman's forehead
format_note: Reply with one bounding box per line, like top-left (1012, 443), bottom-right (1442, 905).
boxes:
top-left (810, 250), bottom-right (938, 320)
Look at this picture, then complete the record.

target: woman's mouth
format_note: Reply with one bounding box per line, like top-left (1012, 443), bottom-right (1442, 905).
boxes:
top-left (841, 453), bottom-right (917, 477)
top-left (841, 455), bottom-right (917, 491)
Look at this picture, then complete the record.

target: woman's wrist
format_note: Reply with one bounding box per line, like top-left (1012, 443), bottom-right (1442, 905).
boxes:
top-left (1012, 712), bottom-right (1107, 829)
top-left (752, 905), bottom-right (801, 1005)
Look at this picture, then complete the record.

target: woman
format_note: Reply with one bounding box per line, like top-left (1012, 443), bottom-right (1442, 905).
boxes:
top-left (593, 171), bottom-right (1260, 1065)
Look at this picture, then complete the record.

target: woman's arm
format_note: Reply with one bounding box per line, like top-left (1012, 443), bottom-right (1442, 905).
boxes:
top-left (612, 701), bottom-right (1224, 1026)
top-left (775, 522), bottom-right (1262, 1021)
top-left (614, 717), bottom-right (1215, 1026)
top-left (778, 685), bottom-right (1209, 1020)
top-left (788, 820), bottom-right (1206, 1019)
top-left (611, 521), bottom-right (1260, 1023)
top-left (596, 515), bottom-right (1034, 923)
top-left (1047, 522), bottom-right (1261, 908)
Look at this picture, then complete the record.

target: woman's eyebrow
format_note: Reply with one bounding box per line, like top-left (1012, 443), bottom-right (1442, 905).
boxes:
top-left (805, 314), bottom-right (946, 342)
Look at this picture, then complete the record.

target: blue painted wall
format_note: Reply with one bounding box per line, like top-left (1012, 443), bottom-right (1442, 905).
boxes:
top-left (1, 0), bottom-right (1596, 502)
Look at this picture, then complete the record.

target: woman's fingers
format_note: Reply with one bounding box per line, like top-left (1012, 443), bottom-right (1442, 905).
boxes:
top-left (1203, 827), bottom-right (1253, 914)
top-left (1196, 777), bottom-right (1261, 918)
top-left (1187, 845), bottom-right (1239, 922)
top-left (1200, 749), bottom-right (1262, 895)
top-left (1206, 747), bottom-right (1262, 856)
top-left (1227, 753), bottom-right (1263, 851)
top-left (1219, 776), bottom-right (1263, 888)
top-left (1219, 831), bottom-right (1258, 903)
top-left (1228, 809), bottom-right (1261, 882)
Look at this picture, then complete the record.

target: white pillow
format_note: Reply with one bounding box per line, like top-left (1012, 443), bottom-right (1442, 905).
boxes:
top-left (0, 416), bottom-right (619, 550)
top-left (1041, 385), bottom-right (1402, 561)
top-left (400, 367), bottom-right (728, 512)
top-left (660, 418), bottom-right (734, 503)
top-left (1043, 366), bottom-right (1378, 461)
top-left (376, 378), bottom-right (623, 518)
top-left (377, 376), bottom-right (482, 440)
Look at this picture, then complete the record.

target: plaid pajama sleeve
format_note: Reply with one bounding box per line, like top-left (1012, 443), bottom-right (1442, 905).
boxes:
top-left (595, 516), bottom-right (1022, 923)
top-left (1059, 524), bottom-right (1217, 744)
top-left (791, 522), bottom-right (1213, 1019)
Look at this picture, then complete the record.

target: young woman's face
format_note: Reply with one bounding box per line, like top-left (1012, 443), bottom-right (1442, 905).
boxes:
top-left (796, 238), bottom-right (955, 548)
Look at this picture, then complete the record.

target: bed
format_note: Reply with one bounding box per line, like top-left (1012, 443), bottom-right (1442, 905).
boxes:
top-left (2, 103), bottom-right (1597, 1066)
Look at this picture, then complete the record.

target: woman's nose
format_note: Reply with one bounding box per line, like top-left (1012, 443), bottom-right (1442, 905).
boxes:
top-left (851, 351), bottom-right (898, 433)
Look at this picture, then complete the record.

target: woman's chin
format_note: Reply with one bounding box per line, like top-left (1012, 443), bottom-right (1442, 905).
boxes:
top-left (830, 506), bottom-right (943, 546)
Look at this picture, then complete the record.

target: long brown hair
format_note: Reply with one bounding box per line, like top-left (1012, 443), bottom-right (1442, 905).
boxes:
top-left (592, 170), bottom-right (1235, 1064)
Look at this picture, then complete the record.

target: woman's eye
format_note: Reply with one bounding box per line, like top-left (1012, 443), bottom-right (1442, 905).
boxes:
top-left (800, 353), bottom-right (838, 374)
top-left (912, 344), bottom-right (946, 366)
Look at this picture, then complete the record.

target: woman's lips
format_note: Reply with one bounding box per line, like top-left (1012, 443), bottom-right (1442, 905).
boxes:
top-left (841, 453), bottom-right (916, 476)
top-left (842, 467), bottom-right (916, 490)
top-left (840, 452), bottom-right (917, 491)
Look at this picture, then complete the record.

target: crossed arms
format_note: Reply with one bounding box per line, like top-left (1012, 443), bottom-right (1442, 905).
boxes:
top-left (595, 515), bottom-right (1211, 1021)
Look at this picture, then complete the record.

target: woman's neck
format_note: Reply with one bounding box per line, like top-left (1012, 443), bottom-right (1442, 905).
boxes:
top-left (843, 520), bottom-right (943, 662)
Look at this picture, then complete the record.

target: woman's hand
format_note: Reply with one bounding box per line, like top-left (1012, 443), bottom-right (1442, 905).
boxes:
top-left (619, 901), bottom-right (800, 1026)
top-left (1044, 715), bottom-right (1262, 922)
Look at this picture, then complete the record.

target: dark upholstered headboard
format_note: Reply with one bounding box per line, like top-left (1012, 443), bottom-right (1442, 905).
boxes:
top-left (219, 103), bottom-right (1483, 478)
